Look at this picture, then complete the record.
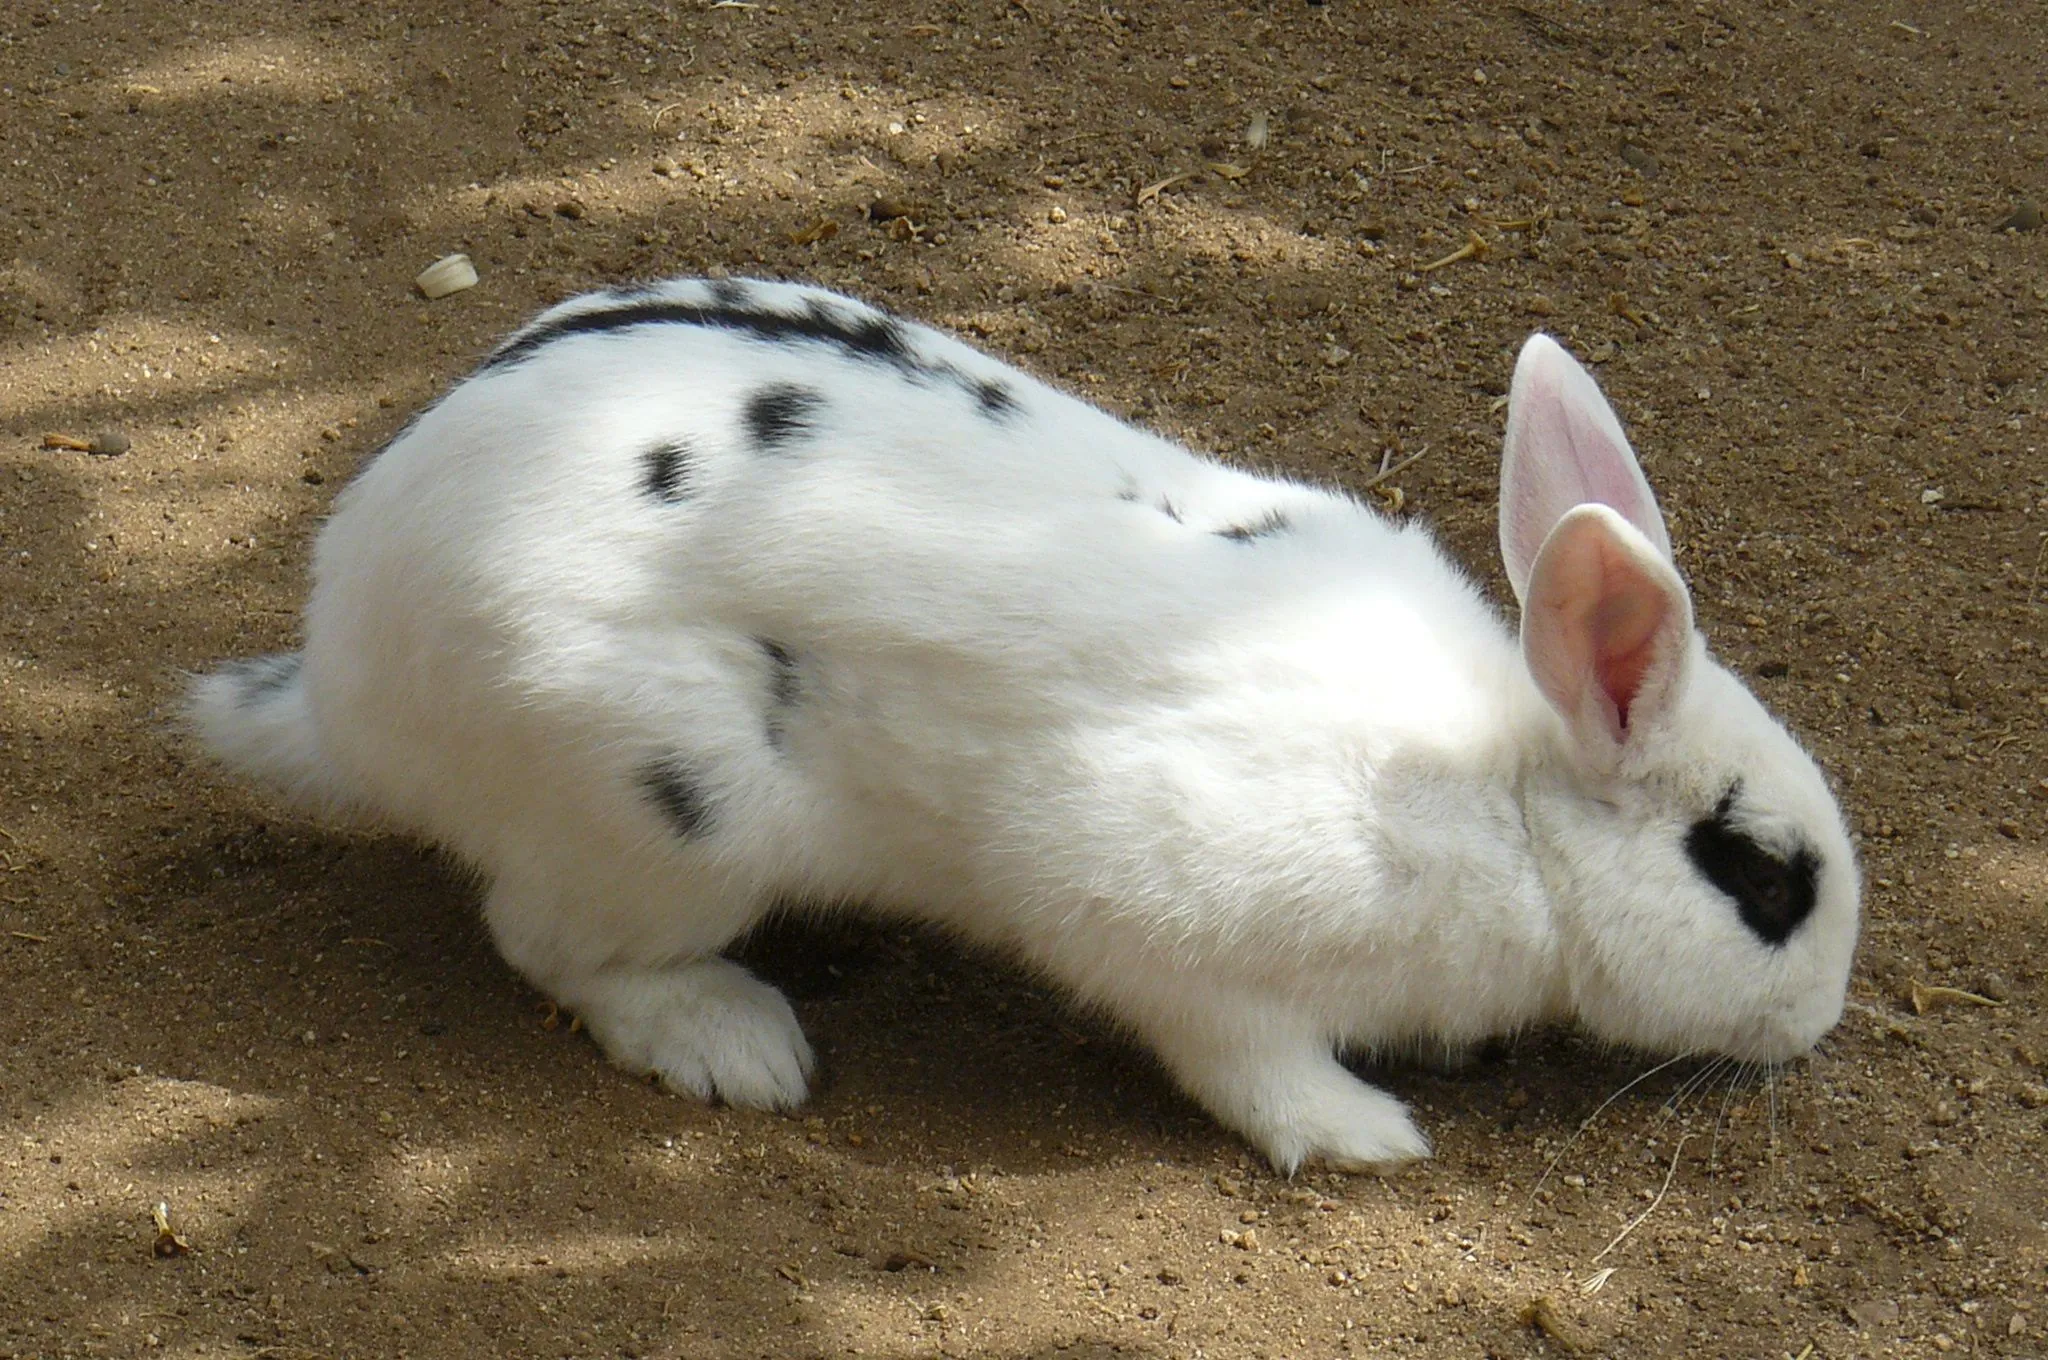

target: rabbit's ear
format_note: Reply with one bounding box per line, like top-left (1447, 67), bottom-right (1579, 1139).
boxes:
top-left (1499, 335), bottom-right (1671, 602)
top-left (1521, 504), bottom-right (1693, 771)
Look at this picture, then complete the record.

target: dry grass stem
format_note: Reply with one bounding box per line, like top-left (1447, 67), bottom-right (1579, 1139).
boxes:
top-left (1593, 1134), bottom-right (1690, 1263)
top-left (1419, 230), bottom-right (1490, 272)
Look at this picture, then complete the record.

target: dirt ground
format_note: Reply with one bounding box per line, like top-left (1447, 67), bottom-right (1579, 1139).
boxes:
top-left (1, 1), bottom-right (2043, 1356)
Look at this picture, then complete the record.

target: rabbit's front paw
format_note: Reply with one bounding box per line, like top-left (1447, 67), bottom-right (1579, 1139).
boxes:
top-left (1150, 1014), bottom-right (1432, 1174)
top-left (569, 957), bottom-right (816, 1110)
top-left (1293, 1075), bottom-right (1433, 1173)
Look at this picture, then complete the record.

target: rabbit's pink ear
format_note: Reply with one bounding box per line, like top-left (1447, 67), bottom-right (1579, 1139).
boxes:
top-left (1521, 505), bottom-right (1693, 769)
top-left (1498, 335), bottom-right (1671, 602)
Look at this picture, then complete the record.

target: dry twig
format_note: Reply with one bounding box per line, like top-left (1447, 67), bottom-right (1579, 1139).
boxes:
top-left (1136, 172), bottom-right (1196, 205)
top-left (1910, 980), bottom-right (2003, 1014)
top-left (1358, 445), bottom-right (1430, 492)
top-left (1419, 230), bottom-right (1490, 273)
top-left (1520, 1295), bottom-right (1592, 1354)
top-left (152, 1202), bottom-right (194, 1257)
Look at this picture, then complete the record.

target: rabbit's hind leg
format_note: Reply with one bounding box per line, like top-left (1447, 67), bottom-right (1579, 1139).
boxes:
top-left (483, 863), bottom-right (814, 1111)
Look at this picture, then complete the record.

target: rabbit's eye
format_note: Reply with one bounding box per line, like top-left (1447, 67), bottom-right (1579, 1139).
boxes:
top-left (1684, 790), bottom-right (1819, 947)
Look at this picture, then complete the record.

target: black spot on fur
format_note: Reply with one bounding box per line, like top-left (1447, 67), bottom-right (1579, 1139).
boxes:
top-left (761, 640), bottom-right (800, 708)
top-left (601, 282), bottom-right (669, 305)
top-left (1685, 787), bottom-right (1819, 947)
top-left (744, 384), bottom-right (822, 450)
top-left (1157, 497), bottom-right (1184, 523)
top-left (232, 653), bottom-right (302, 701)
top-left (1215, 509), bottom-right (1292, 542)
top-left (474, 283), bottom-right (1069, 451)
top-left (640, 758), bottom-right (714, 839)
top-left (482, 291), bottom-right (922, 378)
top-left (1115, 483), bottom-right (1141, 503)
top-left (803, 298), bottom-right (915, 369)
top-left (974, 378), bottom-right (1019, 419)
top-left (642, 439), bottom-right (694, 503)
top-left (760, 639), bottom-right (800, 749)
top-left (477, 285), bottom-right (1028, 419)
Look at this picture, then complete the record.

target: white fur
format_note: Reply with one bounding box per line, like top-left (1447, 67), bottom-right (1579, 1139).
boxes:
top-left (187, 282), bottom-right (1861, 1171)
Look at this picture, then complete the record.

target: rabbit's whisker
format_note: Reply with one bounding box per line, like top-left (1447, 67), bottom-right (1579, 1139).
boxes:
top-left (1529, 1050), bottom-right (1698, 1203)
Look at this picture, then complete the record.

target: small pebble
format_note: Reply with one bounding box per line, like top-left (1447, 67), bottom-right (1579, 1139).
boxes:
top-left (1995, 201), bottom-right (2042, 233)
top-left (1619, 141), bottom-right (1662, 177)
top-left (1047, 205), bottom-right (1068, 224)
top-left (415, 253), bottom-right (478, 299)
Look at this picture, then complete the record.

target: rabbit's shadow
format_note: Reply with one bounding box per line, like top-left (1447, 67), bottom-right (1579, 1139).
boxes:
top-left (149, 816), bottom-right (1212, 1170)
top-left (151, 815), bottom-right (1701, 1173)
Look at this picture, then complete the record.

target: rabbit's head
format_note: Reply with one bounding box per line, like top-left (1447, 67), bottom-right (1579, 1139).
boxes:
top-left (1500, 336), bottom-right (1860, 1064)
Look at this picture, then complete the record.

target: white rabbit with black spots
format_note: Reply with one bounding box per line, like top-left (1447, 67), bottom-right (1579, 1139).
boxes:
top-left (189, 277), bottom-right (1860, 1172)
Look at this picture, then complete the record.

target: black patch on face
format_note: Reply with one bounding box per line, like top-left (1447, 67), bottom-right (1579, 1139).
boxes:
top-left (639, 757), bottom-right (714, 839)
top-left (1685, 788), bottom-right (1820, 947)
top-left (642, 439), bottom-right (694, 503)
top-left (744, 384), bottom-right (822, 450)
top-left (233, 653), bottom-right (302, 701)
top-left (759, 638), bottom-right (800, 749)
top-left (974, 378), bottom-right (1019, 419)
top-left (1215, 509), bottom-right (1292, 542)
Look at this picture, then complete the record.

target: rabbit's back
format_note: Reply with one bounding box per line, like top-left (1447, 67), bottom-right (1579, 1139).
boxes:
top-left (300, 278), bottom-right (1501, 917)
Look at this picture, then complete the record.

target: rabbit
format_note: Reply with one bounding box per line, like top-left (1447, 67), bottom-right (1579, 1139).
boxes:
top-left (187, 276), bottom-right (1861, 1173)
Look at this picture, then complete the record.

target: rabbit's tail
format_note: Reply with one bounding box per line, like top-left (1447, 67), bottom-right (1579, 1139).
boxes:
top-left (185, 654), bottom-right (358, 817)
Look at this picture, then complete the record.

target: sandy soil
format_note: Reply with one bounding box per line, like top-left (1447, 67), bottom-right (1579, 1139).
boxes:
top-left (1, 2), bottom-right (2044, 1357)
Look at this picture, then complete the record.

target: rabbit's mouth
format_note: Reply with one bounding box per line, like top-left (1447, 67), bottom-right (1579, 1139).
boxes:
top-left (1712, 1009), bottom-right (1834, 1066)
